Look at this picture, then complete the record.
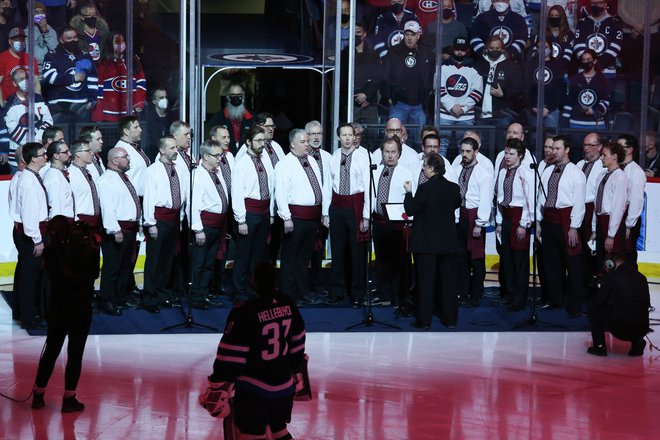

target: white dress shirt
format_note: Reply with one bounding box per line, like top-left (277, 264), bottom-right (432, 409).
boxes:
top-left (117, 139), bottom-right (150, 197)
top-left (621, 160), bottom-right (646, 228)
top-left (451, 151), bottom-right (494, 178)
top-left (493, 148), bottom-right (537, 192)
top-left (308, 147), bottom-right (332, 185)
top-left (43, 166), bottom-right (74, 219)
top-left (190, 166), bottom-right (229, 232)
top-left (371, 163), bottom-right (414, 216)
top-left (275, 152), bottom-right (331, 220)
top-left (411, 153), bottom-right (458, 189)
top-left (69, 164), bottom-right (98, 218)
top-left (155, 148), bottom-right (192, 181)
top-left (231, 151), bottom-right (275, 223)
top-left (8, 169), bottom-right (22, 223)
top-left (592, 168), bottom-right (628, 238)
top-left (329, 147), bottom-right (372, 219)
top-left (536, 162), bottom-right (586, 229)
top-left (86, 155), bottom-right (106, 182)
top-left (236, 139), bottom-right (285, 168)
top-left (495, 165), bottom-right (534, 227)
top-left (143, 160), bottom-right (189, 226)
top-left (452, 161), bottom-right (493, 228)
top-left (17, 169), bottom-right (49, 243)
top-left (576, 158), bottom-right (607, 204)
top-left (371, 143), bottom-right (420, 175)
top-left (97, 169), bottom-right (140, 234)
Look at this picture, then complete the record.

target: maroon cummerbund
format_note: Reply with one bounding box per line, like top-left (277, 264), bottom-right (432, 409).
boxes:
top-left (289, 204), bottom-right (321, 220)
top-left (201, 211), bottom-right (226, 228)
top-left (245, 198), bottom-right (270, 215)
top-left (154, 206), bottom-right (180, 222)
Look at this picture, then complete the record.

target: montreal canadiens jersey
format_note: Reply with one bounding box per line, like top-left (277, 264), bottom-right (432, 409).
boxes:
top-left (573, 14), bottom-right (623, 78)
top-left (439, 61), bottom-right (484, 121)
top-left (211, 293), bottom-right (306, 399)
top-left (91, 57), bottom-right (147, 122)
top-left (42, 47), bottom-right (98, 105)
top-left (562, 72), bottom-right (610, 127)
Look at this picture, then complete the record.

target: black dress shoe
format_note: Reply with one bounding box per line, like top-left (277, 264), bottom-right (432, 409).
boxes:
top-left (31, 391), bottom-right (45, 409)
top-left (99, 300), bottom-right (122, 316)
top-left (629, 339), bottom-right (646, 357)
top-left (410, 320), bottom-right (431, 330)
top-left (114, 297), bottom-right (140, 309)
top-left (587, 345), bottom-right (607, 356)
top-left (143, 304), bottom-right (160, 314)
top-left (206, 296), bottom-right (224, 307)
top-left (61, 395), bottom-right (85, 413)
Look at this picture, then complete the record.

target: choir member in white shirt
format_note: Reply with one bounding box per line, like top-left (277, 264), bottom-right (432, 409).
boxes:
top-left (15, 143), bottom-right (49, 329)
top-left (79, 126), bottom-right (105, 181)
top-left (274, 129), bottom-right (330, 303)
top-left (534, 134), bottom-right (556, 306)
top-left (8, 145), bottom-right (25, 319)
top-left (328, 123), bottom-right (371, 307)
top-left (372, 118), bottom-right (420, 174)
top-left (591, 142), bottom-right (628, 270)
top-left (43, 140), bottom-right (74, 220)
top-left (231, 125), bottom-right (275, 300)
top-left (189, 140), bottom-right (230, 309)
top-left (493, 123), bottom-right (537, 190)
top-left (450, 129), bottom-right (495, 177)
top-left (617, 135), bottom-right (647, 268)
top-left (115, 116), bottom-right (150, 197)
top-left (209, 125), bottom-right (235, 295)
top-left (495, 138), bottom-right (534, 311)
top-left (69, 140), bottom-right (101, 227)
top-left (536, 136), bottom-right (586, 318)
top-left (97, 147), bottom-right (142, 313)
top-left (142, 136), bottom-right (189, 312)
top-left (305, 120), bottom-right (332, 296)
top-left (38, 126), bottom-right (65, 178)
top-left (371, 137), bottom-right (414, 306)
top-left (576, 132), bottom-right (606, 283)
top-left (453, 137), bottom-right (493, 307)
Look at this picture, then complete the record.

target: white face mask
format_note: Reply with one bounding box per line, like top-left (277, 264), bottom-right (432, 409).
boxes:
top-left (17, 79), bottom-right (28, 92)
top-left (493, 2), bottom-right (509, 13)
top-left (157, 97), bottom-right (168, 110)
top-left (12, 41), bottom-right (25, 53)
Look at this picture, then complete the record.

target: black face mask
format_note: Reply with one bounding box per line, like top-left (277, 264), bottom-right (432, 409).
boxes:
top-left (442, 8), bottom-right (454, 20)
top-left (590, 5), bottom-right (604, 16)
top-left (391, 3), bottom-right (404, 14)
top-left (453, 54), bottom-right (465, 62)
top-left (229, 96), bottom-right (243, 107)
top-left (341, 14), bottom-right (350, 24)
top-left (63, 40), bottom-right (79, 53)
top-left (354, 35), bottom-right (363, 46)
top-left (582, 61), bottom-right (594, 71)
top-left (548, 17), bottom-right (561, 27)
top-left (83, 16), bottom-right (97, 27)
top-left (487, 50), bottom-right (502, 60)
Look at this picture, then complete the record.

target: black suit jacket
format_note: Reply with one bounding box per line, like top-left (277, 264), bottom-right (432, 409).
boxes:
top-left (404, 174), bottom-right (461, 255)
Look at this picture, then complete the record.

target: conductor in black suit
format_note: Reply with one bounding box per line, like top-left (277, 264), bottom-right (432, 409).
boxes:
top-left (404, 153), bottom-right (462, 329)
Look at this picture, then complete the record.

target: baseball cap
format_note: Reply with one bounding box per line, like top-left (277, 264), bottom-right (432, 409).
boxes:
top-left (8, 28), bottom-right (26, 39)
top-left (403, 21), bottom-right (421, 34)
top-left (453, 37), bottom-right (469, 50)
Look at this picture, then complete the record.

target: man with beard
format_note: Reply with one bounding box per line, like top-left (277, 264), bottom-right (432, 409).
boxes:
top-left (97, 147), bottom-right (142, 314)
top-left (141, 136), bottom-right (188, 313)
top-left (209, 83), bottom-right (253, 155)
top-left (78, 125), bottom-right (105, 180)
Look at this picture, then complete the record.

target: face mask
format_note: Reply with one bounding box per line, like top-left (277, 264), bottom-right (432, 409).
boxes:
top-left (229, 96), bottom-right (243, 107)
top-left (63, 40), bottom-right (78, 52)
top-left (442, 8), bottom-right (454, 20)
top-left (157, 97), bottom-right (168, 110)
top-left (114, 43), bottom-right (126, 54)
top-left (83, 16), bottom-right (97, 27)
top-left (12, 41), bottom-right (25, 53)
top-left (493, 2), bottom-right (509, 13)
top-left (453, 54), bottom-right (464, 62)
top-left (582, 61), bottom-right (594, 71)
top-left (548, 17), bottom-right (561, 27)
top-left (341, 14), bottom-right (350, 24)
top-left (17, 79), bottom-right (28, 92)
top-left (391, 3), bottom-right (404, 14)
top-left (487, 50), bottom-right (502, 60)
top-left (354, 35), bottom-right (363, 46)
top-left (590, 5), bottom-right (604, 16)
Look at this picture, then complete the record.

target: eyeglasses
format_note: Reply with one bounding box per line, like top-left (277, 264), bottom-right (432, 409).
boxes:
top-left (308, 132), bottom-right (322, 136)
top-left (38, 151), bottom-right (47, 157)
top-left (79, 148), bottom-right (92, 153)
top-left (58, 149), bottom-right (71, 155)
top-left (207, 153), bottom-right (222, 159)
top-left (252, 138), bottom-right (266, 144)
top-left (385, 128), bottom-right (402, 134)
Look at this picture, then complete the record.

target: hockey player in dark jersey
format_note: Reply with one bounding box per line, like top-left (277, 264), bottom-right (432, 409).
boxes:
top-left (200, 262), bottom-right (307, 440)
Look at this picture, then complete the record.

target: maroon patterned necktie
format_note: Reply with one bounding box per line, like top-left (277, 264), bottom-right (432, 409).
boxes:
top-left (265, 141), bottom-right (280, 167)
top-left (219, 153), bottom-right (232, 193)
top-left (582, 160), bottom-right (595, 180)
top-left (75, 164), bottom-right (100, 215)
top-left (120, 172), bottom-right (141, 220)
top-left (299, 156), bottom-right (322, 205)
top-left (339, 152), bottom-right (352, 195)
top-left (58, 167), bottom-right (75, 215)
top-left (165, 163), bottom-right (181, 210)
top-left (209, 169), bottom-right (228, 212)
top-left (92, 154), bottom-right (104, 176)
top-left (180, 149), bottom-right (192, 168)
top-left (311, 149), bottom-right (323, 183)
top-left (132, 142), bottom-right (151, 166)
top-left (502, 166), bottom-right (518, 207)
top-left (595, 170), bottom-right (613, 214)
top-left (376, 166), bottom-right (394, 215)
top-left (544, 163), bottom-right (565, 208)
top-left (459, 163), bottom-right (475, 207)
top-left (250, 154), bottom-right (270, 199)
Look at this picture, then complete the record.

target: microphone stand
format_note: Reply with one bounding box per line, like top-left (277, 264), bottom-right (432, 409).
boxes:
top-left (346, 146), bottom-right (400, 331)
top-left (512, 159), bottom-right (564, 330)
top-left (162, 148), bottom-right (220, 332)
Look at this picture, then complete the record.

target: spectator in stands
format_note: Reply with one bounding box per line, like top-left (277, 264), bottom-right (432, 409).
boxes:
top-left (546, 4), bottom-right (575, 64)
top-left (474, 35), bottom-right (524, 127)
top-left (617, 1), bottom-right (660, 78)
top-left (209, 83), bottom-right (254, 156)
top-left (476, 0), bottom-right (528, 17)
top-left (327, 0), bottom-right (351, 52)
top-left (3, 68), bottom-right (53, 174)
top-left (69, 1), bottom-right (110, 63)
top-left (424, 0), bottom-right (468, 59)
top-left (24, 2), bottom-right (58, 66)
top-left (562, 48), bottom-right (610, 130)
top-left (524, 40), bottom-right (566, 130)
top-left (42, 26), bottom-right (98, 125)
top-left (578, 0), bottom-right (617, 19)
top-left (644, 131), bottom-right (658, 178)
top-left (0, 1), bottom-right (14, 53)
top-left (373, 0), bottom-right (420, 59)
top-left (143, 87), bottom-right (173, 161)
top-left (0, 28), bottom-right (41, 107)
top-left (439, 37), bottom-right (484, 157)
top-left (384, 20), bottom-right (434, 128)
top-left (470, 0), bottom-right (529, 61)
top-left (91, 32), bottom-right (147, 122)
top-left (41, 0), bottom-right (74, 35)
top-left (340, 22), bottom-right (384, 124)
top-left (573, 0), bottom-right (623, 79)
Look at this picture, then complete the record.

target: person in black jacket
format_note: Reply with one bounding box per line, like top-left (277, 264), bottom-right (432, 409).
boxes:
top-left (404, 152), bottom-right (461, 329)
top-left (587, 253), bottom-right (650, 357)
